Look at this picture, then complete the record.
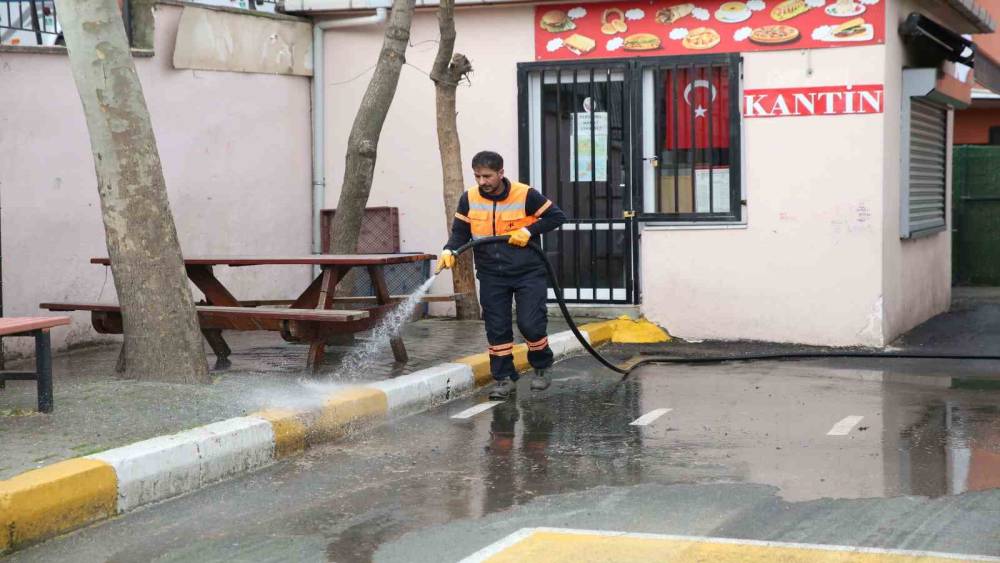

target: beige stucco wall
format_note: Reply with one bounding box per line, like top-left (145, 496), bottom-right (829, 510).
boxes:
top-left (322, 5), bottom-right (535, 314)
top-left (321, 2), bottom-right (956, 346)
top-left (0, 3), bottom-right (312, 355)
top-left (880, 0), bottom-right (953, 343)
top-left (641, 45), bottom-right (888, 347)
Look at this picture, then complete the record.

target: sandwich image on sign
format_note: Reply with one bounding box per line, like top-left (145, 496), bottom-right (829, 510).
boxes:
top-left (771, 0), bottom-right (809, 21)
top-left (813, 17), bottom-right (872, 41)
top-left (832, 17), bottom-right (868, 38)
top-left (623, 32), bottom-right (662, 50)
top-left (656, 3), bottom-right (694, 24)
top-left (564, 33), bottom-right (597, 55)
top-left (540, 10), bottom-right (576, 33)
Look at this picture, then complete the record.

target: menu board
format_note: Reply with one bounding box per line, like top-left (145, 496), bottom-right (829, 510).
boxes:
top-left (534, 0), bottom-right (885, 61)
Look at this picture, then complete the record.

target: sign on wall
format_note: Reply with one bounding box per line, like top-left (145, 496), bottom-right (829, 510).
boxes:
top-left (743, 84), bottom-right (884, 117)
top-left (535, 0), bottom-right (885, 61)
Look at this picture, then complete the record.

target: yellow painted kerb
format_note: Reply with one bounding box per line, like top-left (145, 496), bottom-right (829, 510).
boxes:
top-left (0, 458), bottom-right (117, 553)
top-left (582, 317), bottom-right (670, 345)
top-left (456, 353), bottom-right (493, 386)
top-left (254, 409), bottom-right (308, 458)
top-left (312, 387), bottom-right (389, 440)
top-left (579, 321), bottom-right (615, 345)
top-left (484, 530), bottom-right (988, 562)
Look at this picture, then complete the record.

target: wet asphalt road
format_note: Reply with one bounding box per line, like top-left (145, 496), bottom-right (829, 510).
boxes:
top-left (9, 353), bottom-right (1000, 562)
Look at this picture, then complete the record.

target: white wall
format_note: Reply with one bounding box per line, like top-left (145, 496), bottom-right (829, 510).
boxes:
top-left (879, 0), bottom-right (953, 343)
top-left (642, 46), bottom-right (888, 347)
top-left (0, 3), bottom-right (313, 355)
top-left (322, 5), bottom-right (535, 314)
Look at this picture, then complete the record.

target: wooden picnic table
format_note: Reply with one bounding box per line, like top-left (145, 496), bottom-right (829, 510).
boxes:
top-left (47, 254), bottom-right (436, 372)
top-left (0, 316), bottom-right (70, 412)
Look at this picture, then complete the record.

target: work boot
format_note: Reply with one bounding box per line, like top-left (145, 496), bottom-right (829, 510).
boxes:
top-left (530, 369), bottom-right (551, 391)
top-left (489, 379), bottom-right (517, 400)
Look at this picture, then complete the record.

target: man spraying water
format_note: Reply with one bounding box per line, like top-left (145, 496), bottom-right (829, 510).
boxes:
top-left (436, 151), bottom-right (567, 400)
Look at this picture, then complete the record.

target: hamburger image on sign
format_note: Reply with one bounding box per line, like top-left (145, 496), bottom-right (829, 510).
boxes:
top-left (623, 33), bottom-right (662, 51)
top-left (540, 10), bottom-right (576, 33)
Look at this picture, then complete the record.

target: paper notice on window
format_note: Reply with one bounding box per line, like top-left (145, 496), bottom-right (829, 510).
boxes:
top-left (570, 112), bottom-right (608, 183)
top-left (694, 167), bottom-right (730, 213)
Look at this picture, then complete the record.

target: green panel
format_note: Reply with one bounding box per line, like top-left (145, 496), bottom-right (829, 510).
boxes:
top-left (953, 146), bottom-right (1000, 285)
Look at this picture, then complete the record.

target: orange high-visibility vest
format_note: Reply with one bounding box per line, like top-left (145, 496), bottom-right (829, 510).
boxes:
top-left (460, 181), bottom-right (551, 239)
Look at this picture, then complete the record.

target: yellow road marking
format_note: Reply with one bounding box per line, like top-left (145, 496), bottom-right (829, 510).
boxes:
top-left (467, 529), bottom-right (998, 563)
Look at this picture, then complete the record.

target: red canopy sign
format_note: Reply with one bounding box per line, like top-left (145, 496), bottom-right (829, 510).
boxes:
top-left (535, 0), bottom-right (885, 61)
top-left (743, 84), bottom-right (884, 118)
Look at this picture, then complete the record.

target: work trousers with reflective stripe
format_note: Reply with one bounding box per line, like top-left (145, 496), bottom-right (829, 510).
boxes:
top-left (480, 269), bottom-right (554, 382)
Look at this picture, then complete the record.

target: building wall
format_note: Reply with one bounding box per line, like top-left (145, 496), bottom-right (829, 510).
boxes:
top-left (322, 2), bottom-right (962, 347)
top-left (0, 3), bottom-right (313, 355)
top-left (972, 0), bottom-right (1000, 64)
top-left (955, 107), bottom-right (1000, 143)
top-left (879, 0), bottom-right (953, 345)
top-left (641, 46), bottom-right (888, 347)
top-left (323, 5), bottom-right (535, 315)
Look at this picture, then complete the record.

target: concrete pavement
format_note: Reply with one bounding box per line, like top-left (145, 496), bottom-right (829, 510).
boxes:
top-left (10, 352), bottom-right (1000, 562)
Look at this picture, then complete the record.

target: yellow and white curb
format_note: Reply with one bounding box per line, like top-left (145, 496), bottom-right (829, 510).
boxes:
top-left (0, 320), bottom-right (636, 554)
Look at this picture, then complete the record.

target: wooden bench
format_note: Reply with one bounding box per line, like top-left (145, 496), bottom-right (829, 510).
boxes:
top-left (237, 293), bottom-right (465, 307)
top-left (39, 303), bottom-right (368, 370)
top-left (0, 316), bottom-right (70, 413)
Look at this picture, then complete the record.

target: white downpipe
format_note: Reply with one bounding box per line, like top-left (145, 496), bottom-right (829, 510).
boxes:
top-left (311, 8), bottom-right (388, 257)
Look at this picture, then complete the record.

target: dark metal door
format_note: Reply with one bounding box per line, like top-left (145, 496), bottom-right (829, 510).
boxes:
top-left (518, 62), bottom-right (637, 304)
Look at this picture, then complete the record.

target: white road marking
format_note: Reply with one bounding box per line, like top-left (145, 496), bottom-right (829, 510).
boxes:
top-left (458, 527), bottom-right (1000, 563)
top-left (450, 401), bottom-right (504, 420)
top-left (629, 408), bottom-right (672, 426)
top-left (827, 415), bottom-right (865, 436)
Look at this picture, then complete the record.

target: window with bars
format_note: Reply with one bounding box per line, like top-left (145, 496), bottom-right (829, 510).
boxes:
top-left (643, 55), bottom-right (742, 222)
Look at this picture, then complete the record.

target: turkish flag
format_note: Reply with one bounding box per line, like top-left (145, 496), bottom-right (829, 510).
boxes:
top-left (664, 68), bottom-right (730, 151)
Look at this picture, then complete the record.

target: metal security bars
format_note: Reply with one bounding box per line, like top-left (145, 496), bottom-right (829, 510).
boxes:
top-left (519, 62), bottom-right (636, 304)
top-left (639, 54), bottom-right (742, 222)
top-left (1, 0), bottom-right (59, 46)
top-left (1, 0), bottom-right (137, 46)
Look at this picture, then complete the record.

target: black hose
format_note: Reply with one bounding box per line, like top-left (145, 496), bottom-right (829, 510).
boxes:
top-left (451, 236), bottom-right (1000, 381)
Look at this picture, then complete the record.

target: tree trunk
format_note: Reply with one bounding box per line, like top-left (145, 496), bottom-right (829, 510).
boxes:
top-left (56, 0), bottom-right (210, 383)
top-left (431, 0), bottom-right (480, 320)
top-left (328, 0), bottom-right (417, 255)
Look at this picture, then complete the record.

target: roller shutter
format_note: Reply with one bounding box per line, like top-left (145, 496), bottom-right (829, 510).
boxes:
top-left (905, 99), bottom-right (948, 237)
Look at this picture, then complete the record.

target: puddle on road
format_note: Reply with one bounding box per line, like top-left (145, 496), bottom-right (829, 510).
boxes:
top-left (451, 365), bottom-right (1000, 513)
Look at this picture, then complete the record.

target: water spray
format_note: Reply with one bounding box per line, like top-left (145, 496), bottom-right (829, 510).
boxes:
top-left (448, 236), bottom-right (1000, 381)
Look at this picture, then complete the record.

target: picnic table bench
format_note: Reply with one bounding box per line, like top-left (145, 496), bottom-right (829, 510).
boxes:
top-left (41, 254), bottom-right (440, 372)
top-left (0, 316), bottom-right (70, 413)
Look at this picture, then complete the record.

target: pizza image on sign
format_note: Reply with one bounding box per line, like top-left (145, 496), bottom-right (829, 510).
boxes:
top-left (749, 25), bottom-right (800, 45)
top-left (683, 27), bottom-right (722, 50)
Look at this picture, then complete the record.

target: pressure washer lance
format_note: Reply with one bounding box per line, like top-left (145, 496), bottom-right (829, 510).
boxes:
top-left (449, 235), bottom-right (1000, 381)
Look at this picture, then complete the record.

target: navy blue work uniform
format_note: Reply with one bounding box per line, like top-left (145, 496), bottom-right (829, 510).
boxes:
top-left (444, 179), bottom-right (566, 382)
